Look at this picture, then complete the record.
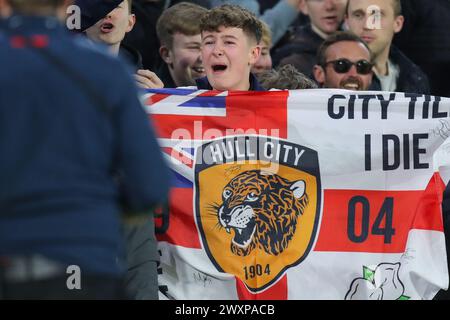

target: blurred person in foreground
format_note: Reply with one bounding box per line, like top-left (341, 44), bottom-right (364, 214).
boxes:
top-left (0, 0), bottom-right (169, 299)
top-left (81, 0), bottom-right (176, 300)
top-left (313, 31), bottom-right (373, 90)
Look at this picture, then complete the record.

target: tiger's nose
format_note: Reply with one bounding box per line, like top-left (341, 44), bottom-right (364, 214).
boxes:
top-left (221, 215), bottom-right (230, 223)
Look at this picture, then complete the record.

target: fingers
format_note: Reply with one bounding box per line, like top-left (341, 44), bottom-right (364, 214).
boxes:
top-left (135, 69), bottom-right (164, 89)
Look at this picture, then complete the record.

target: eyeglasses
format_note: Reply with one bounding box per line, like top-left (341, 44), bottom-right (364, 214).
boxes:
top-left (323, 59), bottom-right (373, 75)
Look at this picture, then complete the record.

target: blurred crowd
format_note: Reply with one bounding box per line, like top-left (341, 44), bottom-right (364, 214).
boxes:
top-left (120, 0), bottom-right (450, 96)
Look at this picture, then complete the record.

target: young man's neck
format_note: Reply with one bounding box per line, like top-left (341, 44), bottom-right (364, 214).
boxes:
top-left (236, 80), bottom-right (251, 91)
top-left (167, 66), bottom-right (182, 87)
top-left (311, 24), bottom-right (330, 40)
top-left (214, 79), bottom-right (251, 91)
top-left (230, 76), bottom-right (251, 91)
top-left (373, 45), bottom-right (392, 76)
top-left (108, 43), bottom-right (121, 56)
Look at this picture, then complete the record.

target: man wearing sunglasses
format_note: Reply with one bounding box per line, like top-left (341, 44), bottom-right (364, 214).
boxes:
top-left (313, 31), bottom-right (373, 90)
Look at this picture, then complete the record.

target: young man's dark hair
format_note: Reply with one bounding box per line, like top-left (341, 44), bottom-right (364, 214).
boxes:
top-left (200, 4), bottom-right (263, 45)
top-left (156, 2), bottom-right (207, 50)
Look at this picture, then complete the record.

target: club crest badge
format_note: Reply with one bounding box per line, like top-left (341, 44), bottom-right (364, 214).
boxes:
top-left (194, 136), bottom-right (322, 292)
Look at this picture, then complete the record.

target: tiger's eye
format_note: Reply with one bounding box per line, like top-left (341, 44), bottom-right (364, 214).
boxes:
top-left (246, 192), bottom-right (259, 202)
top-left (223, 189), bottom-right (232, 199)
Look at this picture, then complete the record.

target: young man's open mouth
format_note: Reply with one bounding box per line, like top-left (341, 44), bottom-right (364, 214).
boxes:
top-left (211, 64), bottom-right (228, 74)
top-left (100, 22), bottom-right (115, 34)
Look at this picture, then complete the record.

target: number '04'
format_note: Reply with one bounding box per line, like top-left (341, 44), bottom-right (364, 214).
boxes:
top-left (347, 196), bottom-right (395, 244)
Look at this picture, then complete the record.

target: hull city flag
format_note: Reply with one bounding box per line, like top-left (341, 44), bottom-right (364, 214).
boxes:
top-left (144, 88), bottom-right (450, 300)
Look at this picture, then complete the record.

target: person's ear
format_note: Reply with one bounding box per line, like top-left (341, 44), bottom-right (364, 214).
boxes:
top-left (249, 44), bottom-right (261, 66)
top-left (160, 46), bottom-right (173, 64)
top-left (393, 14), bottom-right (404, 34)
top-left (126, 14), bottom-right (136, 33)
top-left (313, 65), bottom-right (325, 86)
top-left (299, 0), bottom-right (308, 15)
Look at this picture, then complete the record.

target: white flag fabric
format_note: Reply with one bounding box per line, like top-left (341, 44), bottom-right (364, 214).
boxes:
top-left (145, 88), bottom-right (450, 300)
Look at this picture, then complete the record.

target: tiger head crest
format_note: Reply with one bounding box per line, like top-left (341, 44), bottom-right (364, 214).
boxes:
top-left (215, 170), bottom-right (309, 256)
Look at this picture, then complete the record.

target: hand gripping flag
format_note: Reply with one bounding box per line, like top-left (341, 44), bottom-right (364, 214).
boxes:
top-left (144, 88), bottom-right (450, 300)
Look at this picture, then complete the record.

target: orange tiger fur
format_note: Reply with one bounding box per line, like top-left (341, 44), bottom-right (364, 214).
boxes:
top-left (218, 170), bottom-right (309, 256)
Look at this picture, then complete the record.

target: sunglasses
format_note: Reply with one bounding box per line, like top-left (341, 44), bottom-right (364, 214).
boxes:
top-left (323, 59), bottom-right (373, 75)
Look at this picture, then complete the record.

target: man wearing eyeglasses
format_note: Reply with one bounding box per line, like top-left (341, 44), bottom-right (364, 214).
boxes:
top-left (313, 31), bottom-right (373, 90)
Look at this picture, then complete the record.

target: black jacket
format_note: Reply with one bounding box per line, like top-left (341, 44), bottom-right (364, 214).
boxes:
top-left (394, 0), bottom-right (450, 97)
top-left (122, 0), bottom-right (165, 71)
top-left (272, 24), bottom-right (324, 76)
top-left (0, 15), bottom-right (169, 279)
top-left (119, 43), bottom-right (143, 72)
top-left (369, 46), bottom-right (431, 95)
top-left (157, 63), bottom-right (177, 89)
top-left (434, 181), bottom-right (450, 300)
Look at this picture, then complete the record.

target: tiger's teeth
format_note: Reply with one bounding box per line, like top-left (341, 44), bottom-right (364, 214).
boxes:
top-left (226, 228), bottom-right (231, 233)
top-left (237, 229), bottom-right (242, 235)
